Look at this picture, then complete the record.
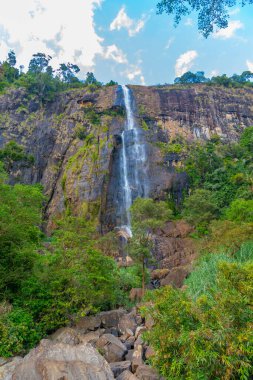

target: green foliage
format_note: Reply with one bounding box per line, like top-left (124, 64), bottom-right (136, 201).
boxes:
top-left (143, 254), bottom-right (253, 379)
top-left (181, 127), bottom-right (253, 231)
top-left (157, 0), bottom-right (253, 38)
top-left (129, 198), bottom-right (172, 293)
top-left (225, 199), bottom-right (253, 222)
top-left (0, 141), bottom-right (34, 172)
top-left (0, 178), bottom-right (44, 300)
top-left (183, 189), bottom-right (219, 232)
top-left (174, 71), bottom-right (253, 88)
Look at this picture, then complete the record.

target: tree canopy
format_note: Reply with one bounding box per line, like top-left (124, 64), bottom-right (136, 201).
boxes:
top-left (156, 0), bottom-right (253, 37)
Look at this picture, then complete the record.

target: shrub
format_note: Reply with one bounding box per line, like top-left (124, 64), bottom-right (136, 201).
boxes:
top-left (143, 259), bottom-right (253, 380)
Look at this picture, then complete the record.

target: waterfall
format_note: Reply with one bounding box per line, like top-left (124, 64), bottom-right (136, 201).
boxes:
top-left (118, 85), bottom-right (149, 237)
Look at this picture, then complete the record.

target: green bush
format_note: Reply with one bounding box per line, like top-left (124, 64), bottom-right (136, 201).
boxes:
top-left (225, 199), bottom-right (253, 222)
top-left (143, 257), bottom-right (253, 380)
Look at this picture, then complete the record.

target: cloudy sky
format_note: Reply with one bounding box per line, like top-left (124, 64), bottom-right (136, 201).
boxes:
top-left (0, 0), bottom-right (253, 85)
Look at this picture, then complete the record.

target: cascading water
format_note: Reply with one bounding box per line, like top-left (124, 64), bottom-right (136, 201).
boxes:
top-left (118, 85), bottom-right (149, 237)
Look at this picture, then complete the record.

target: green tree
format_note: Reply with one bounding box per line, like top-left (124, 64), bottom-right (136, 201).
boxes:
top-left (225, 199), bottom-right (253, 223)
top-left (183, 189), bottom-right (219, 232)
top-left (58, 63), bottom-right (80, 84)
top-left (28, 53), bottom-right (52, 74)
top-left (129, 198), bottom-right (172, 295)
top-left (156, 0), bottom-right (253, 37)
top-left (7, 50), bottom-right (16, 67)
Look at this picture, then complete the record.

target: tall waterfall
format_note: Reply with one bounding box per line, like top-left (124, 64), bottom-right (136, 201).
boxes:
top-left (119, 85), bottom-right (149, 237)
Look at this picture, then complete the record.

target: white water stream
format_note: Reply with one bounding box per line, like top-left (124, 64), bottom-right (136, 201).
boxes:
top-left (119, 85), bottom-right (148, 237)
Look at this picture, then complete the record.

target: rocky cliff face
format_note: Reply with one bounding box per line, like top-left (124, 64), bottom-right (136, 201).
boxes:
top-left (0, 84), bottom-right (253, 232)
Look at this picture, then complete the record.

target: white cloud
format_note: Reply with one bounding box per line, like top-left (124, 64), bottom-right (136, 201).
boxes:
top-left (110, 6), bottom-right (147, 37)
top-left (246, 60), bottom-right (253, 72)
top-left (0, 0), bottom-right (103, 73)
top-left (213, 20), bottom-right (243, 39)
top-left (175, 50), bottom-right (198, 77)
top-left (102, 44), bottom-right (127, 64)
top-left (122, 62), bottom-right (145, 85)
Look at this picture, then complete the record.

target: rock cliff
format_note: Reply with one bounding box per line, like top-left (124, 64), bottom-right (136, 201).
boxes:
top-left (0, 84), bottom-right (252, 232)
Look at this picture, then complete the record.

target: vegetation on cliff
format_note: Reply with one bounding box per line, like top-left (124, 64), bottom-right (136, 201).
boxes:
top-left (0, 51), bottom-right (117, 105)
top-left (140, 126), bottom-right (253, 379)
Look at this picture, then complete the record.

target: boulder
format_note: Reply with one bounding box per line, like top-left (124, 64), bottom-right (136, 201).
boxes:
top-left (50, 327), bottom-right (81, 345)
top-left (145, 346), bottom-right (155, 360)
top-left (79, 330), bottom-right (104, 345)
top-left (125, 349), bottom-right (134, 361)
top-left (117, 370), bottom-right (138, 380)
top-left (151, 269), bottom-right (170, 280)
top-left (160, 267), bottom-right (189, 288)
top-left (135, 365), bottom-right (160, 380)
top-left (132, 344), bottom-right (143, 373)
top-left (75, 314), bottom-right (101, 332)
top-left (100, 309), bottom-right (126, 329)
top-left (10, 339), bottom-right (114, 380)
top-left (135, 326), bottom-right (146, 339)
top-left (125, 336), bottom-right (135, 350)
top-left (0, 357), bottom-right (22, 380)
top-left (110, 361), bottom-right (131, 377)
top-left (118, 312), bottom-right (137, 335)
top-left (96, 334), bottom-right (128, 363)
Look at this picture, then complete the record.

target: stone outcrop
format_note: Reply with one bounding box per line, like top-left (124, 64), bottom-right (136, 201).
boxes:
top-left (1, 84), bottom-right (252, 233)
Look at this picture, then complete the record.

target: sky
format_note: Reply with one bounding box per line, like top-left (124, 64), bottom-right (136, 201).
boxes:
top-left (0, 0), bottom-right (253, 85)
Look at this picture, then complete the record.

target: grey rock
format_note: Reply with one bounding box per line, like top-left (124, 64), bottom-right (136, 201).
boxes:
top-left (135, 365), bottom-right (160, 380)
top-left (96, 334), bottom-right (128, 363)
top-left (118, 312), bottom-right (137, 335)
top-left (75, 315), bottom-right (101, 332)
top-left (100, 309), bottom-right (127, 329)
top-left (110, 361), bottom-right (131, 377)
top-left (116, 370), bottom-right (138, 380)
top-left (10, 339), bottom-right (114, 380)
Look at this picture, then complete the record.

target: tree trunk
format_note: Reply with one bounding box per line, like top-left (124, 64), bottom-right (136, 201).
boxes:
top-left (142, 258), bottom-right (145, 297)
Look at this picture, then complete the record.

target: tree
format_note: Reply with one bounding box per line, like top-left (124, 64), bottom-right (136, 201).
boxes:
top-left (156, 0), bottom-right (253, 37)
top-left (175, 71), bottom-right (209, 84)
top-left (28, 53), bottom-right (52, 74)
top-left (225, 199), bottom-right (253, 223)
top-left (7, 50), bottom-right (16, 67)
top-left (183, 189), bottom-right (219, 232)
top-left (85, 72), bottom-right (101, 86)
top-left (129, 198), bottom-right (172, 295)
top-left (58, 63), bottom-right (80, 83)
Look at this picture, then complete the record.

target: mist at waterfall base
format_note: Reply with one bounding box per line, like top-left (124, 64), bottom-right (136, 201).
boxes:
top-left (117, 85), bottom-right (149, 238)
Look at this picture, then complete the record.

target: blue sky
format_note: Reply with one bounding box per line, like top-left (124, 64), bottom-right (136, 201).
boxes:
top-left (0, 0), bottom-right (253, 85)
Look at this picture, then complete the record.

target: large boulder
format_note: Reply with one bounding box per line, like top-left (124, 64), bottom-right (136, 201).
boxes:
top-left (0, 357), bottom-right (22, 380)
top-left (116, 370), bottom-right (138, 380)
top-left (96, 334), bottom-right (128, 363)
top-left (75, 315), bottom-right (101, 332)
top-left (160, 267), bottom-right (189, 288)
top-left (135, 365), bottom-right (160, 380)
top-left (110, 361), bottom-right (131, 377)
top-left (99, 309), bottom-right (127, 329)
top-left (118, 312), bottom-right (137, 335)
top-left (10, 339), bottom-right (114, 380)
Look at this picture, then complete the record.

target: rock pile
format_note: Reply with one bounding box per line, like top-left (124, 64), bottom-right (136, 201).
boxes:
top-left (0, 308), bottom-right (161, 380)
